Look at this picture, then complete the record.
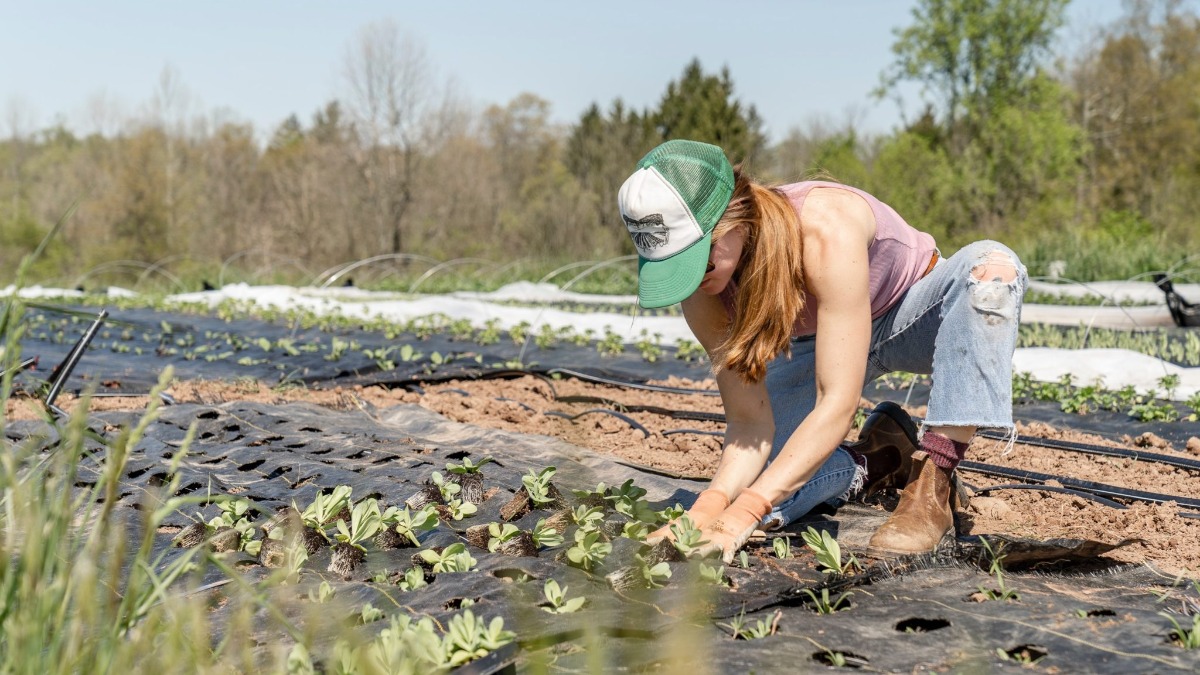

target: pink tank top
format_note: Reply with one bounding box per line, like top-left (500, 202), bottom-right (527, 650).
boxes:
top-left (721, 181), bottom-right (936, 337)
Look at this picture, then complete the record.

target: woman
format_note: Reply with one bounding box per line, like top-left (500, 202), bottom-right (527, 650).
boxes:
top-left (618, 139), bottom-right (1026, 562)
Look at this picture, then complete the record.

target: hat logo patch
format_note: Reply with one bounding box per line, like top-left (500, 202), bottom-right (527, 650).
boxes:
top-left (623, 213), bottom-right (669, 251)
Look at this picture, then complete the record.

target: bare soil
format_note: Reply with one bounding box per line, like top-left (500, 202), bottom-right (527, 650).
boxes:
top-left (15, 374), bottom-right (1200, 576)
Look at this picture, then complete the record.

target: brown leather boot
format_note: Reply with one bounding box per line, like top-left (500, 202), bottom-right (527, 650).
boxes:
top-left (846, 401), bottom-right (920, 500)
top-left (865, 451), bottom-right (955, 557)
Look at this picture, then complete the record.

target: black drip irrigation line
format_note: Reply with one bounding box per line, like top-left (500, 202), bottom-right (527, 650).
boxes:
top-left (975, 428), bottom-right (1200, 473)
top-left (661, 429), bottom-right (723, 438)
top-left (543, 368), bottom-right (720, 397)
top-left (542, 409), bottom-right (650, 438)
top-left (969, 483), bottom-right (1129, 510)
top-left (554, 395), bottom-right (726, 423)
top-left (957, 459), bottom-right (1200, 511)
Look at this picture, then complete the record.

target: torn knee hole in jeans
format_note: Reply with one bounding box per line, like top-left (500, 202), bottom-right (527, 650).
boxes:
top-left (968, 250), bottom-right (1020, 324)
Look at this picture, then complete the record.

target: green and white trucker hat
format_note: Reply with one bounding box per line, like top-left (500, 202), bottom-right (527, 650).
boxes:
top-left (618, 140), bottom-right (735, 308)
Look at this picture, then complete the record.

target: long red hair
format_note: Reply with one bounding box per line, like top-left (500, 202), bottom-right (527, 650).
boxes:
top-left (711, 167), bottom-right (805, 383)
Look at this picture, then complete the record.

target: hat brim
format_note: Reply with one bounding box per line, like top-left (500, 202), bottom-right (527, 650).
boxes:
top-left (637, 233), bottom-right (712, 309)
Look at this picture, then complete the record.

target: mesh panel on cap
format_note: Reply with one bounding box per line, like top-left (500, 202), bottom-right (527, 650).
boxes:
top-left (638, 140), bottom-right (734, 236)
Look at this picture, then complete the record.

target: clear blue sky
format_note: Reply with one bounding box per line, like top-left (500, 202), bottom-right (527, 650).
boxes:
top-left (2, 1), bottom-right (1127, 143)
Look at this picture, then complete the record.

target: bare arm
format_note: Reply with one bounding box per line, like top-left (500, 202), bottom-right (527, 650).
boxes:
top-left (744, 188), bottom-right (874, 504)
top-left (680, 291), bottom-right (774, 503)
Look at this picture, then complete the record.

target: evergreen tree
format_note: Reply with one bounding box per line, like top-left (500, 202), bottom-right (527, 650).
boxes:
top-left (654, 58), bottom-right (765, 164)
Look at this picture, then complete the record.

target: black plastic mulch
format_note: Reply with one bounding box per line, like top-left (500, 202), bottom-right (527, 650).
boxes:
top-left (6, 400), bottom-right (1199, 673)
top-left (11, 305), bottom-right (713, 396)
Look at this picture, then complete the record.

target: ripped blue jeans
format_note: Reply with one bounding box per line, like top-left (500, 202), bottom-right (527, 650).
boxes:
top-left (760, 240), bottom-right (1028, 529)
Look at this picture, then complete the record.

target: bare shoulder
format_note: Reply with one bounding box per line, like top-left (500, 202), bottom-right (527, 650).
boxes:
top-left (799, 186), bottom-right (876, 244)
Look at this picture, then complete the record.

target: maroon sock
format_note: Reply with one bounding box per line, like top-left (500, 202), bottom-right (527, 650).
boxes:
top-left (921, 432), bottom-right (969, 470)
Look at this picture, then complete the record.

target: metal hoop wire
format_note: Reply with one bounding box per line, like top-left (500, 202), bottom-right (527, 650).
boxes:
top-left (218, 249), bottom-right (315, 288)
top-left (72, 261), bottom-right (188, 294)
top-left (407, 258), bottom-right (497, 294)
top-left (536, 260), bottom-right (599, 285)
top-left (312, 253), bottom-right (439, 289)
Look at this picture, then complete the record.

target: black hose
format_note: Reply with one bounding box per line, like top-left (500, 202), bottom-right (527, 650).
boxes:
top-left (661, 429), bottom-right (723, 438)
top-left (970, 483), bottom-right (1129, 509)
top-left (975, 428), bottom-right (1200, 473)
top-left (957, 459), bottom-right (1200, 510)
top-left (543, 408), bottom-right (650, 438)
top-left (544, 368), bottom-right (719, 396)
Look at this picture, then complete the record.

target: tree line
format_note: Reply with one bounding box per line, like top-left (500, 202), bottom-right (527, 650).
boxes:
top-left (2, 0), bottom-right (1198, 288)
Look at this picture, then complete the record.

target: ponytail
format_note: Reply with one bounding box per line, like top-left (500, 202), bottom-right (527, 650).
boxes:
top-left (711, 168), bottom-right (805, 383)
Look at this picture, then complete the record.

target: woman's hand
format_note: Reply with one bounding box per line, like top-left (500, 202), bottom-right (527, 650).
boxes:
top-left (692, 489), bottom-right (773, 563)
top-left (644, 489), bottom-right (728, 545)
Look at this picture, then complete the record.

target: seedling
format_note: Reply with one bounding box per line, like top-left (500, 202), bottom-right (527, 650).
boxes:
top-left (635, 330), bottom-right (663, 362)
top-left (637, 553), bottom-right (672, 589)
top-left (444, 610), bottom-right (516, 667)
top-left (720, 608), bottom-right (782, 640)
top-left (329, 499), bottom-right (383, 576)
top-left (622, 521), bottom-right (651, 541)
top-left (738, 550), bottom-right (750, 569)
top-left (430, 472), bottom-right (462, 503)
top-left (487, 523), bottom-right (522, 552)
top-left (521, 467), bottom-right (558, 506)
top-left (541, 579), bottom-right (586, 614)
top-left (530, 519), bottom-right (564, 548)
top-left (801, 527), bottom-right (861, 575)
top-left (975, 538), bottom-right (1020, 601)
top-left (445, 499), bottom-right (478, 521)
top-left (508, 321), bottom-right (531, 346)
top-left (419, 543), bottom-right (478, 573)
top-left (597, 328), bottom-right (624, 357)
top-left (698, 562), bottom-right (728, 586)
top-left (382, 504), bottom-right (440, 546)
top-left (772, 536), bottom-right (793, 559)
top-left (569, 504), bottom-right (605, 528)
top-left (1162, 612), bottom-right (1200, 649)
top-left (668, 515), bottom-right (708, 557)
top-left (324, 336), bottom-right (350, 361)
top-left (307, 581), bottom-right (335, 603)
top-left (674, 338), bottom-right (706, 362)
top-left (297, 485), bottom-right (352, 535)
top-left (655, 503), bottom-right (686, 524)
top-left (397, 567), bottom-right (428, 592)
top-left (445, 456), bottom-right (494, 475)
top-left (801, 587), bottom-right (853, 614)
top-left (360, 603), bottom-right (385, 624)
top-left (334, 499), bottom-right (383, 550)
top-left (605, 479), bottom-right (649, 518)
top-left (565, 528), bottom-right (611, 572)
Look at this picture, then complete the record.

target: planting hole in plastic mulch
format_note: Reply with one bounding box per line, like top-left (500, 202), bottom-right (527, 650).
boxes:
top-left (1001, 644), bottom-right (1048, 665)
top-left (810, 650), bottom-right (869, 669)
top-left (894, 617), bottom-right (951, 633)
top-left (492, 568), bottom-right (537, 583)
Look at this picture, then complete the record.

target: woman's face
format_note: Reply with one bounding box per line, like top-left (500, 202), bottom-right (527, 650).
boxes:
top-left (697, 225), bottom-right (745, 295)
